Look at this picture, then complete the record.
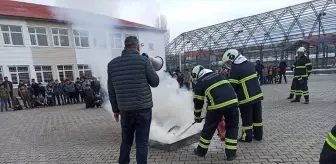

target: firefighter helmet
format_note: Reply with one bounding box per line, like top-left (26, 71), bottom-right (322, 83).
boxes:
top-left (191, 65), bottom-right (213, 81)
top-left (222, 49), bottom-right (240, 62)
top-left (297, 47), bottom-right (306, 53)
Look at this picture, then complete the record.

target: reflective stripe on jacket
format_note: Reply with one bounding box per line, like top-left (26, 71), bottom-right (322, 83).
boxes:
top-left (229, 61), bottom-right (263, 105)
top-left (193, 72), bottom-right (238, 118)
top-left (294, 55), bottom-right (312, 80)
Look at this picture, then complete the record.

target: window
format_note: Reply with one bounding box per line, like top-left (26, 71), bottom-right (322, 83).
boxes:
top-left (34, 66), bottom-right (53, 83)
top-left (8, 66), bottom-right (30, 84)
top-left (0, 25), bottom-right (24, 45)
top-left (73, 29), bottom-right (90, 48)
top-left (28, 27), bottom-right (48, 46)
top-left (148, 43), bottom-right (155, 51)
top-left (93, 32), bottom-right (106, 48)
top-left (77, 64), bottom-right (92, 78)
top-left (51, 28), bottom-right (70, 47)
top-left (57, 65), bottom-right (74, 81)
top-left (110, 33), bottom-right (122, 49)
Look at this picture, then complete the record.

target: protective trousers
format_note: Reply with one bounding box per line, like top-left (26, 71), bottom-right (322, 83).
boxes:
top-left (239, 101), bottom-right (263, 142)
top-left (294, 77), bottom-right (309, 100)
top-left (289, 78), bottom-right (297, 98)
top-left (319, 125), bottom-right (336, 164)
top-left (196, 106), bottom-right (239, 158)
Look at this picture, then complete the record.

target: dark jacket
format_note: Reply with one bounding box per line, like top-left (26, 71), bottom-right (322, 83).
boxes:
top-left (255, 63), bottom-right (264, 74)
top-left (279, 61), bottom-right (287, 73)
top-left (229, 61), bottom-right (263, 105)
top-left (319, 125), bottom-right (336, 164)
top-left (107, 49), bottom-right (160, 113)
top-left (193, 72), bottom-right (238, 118)
top-left (294, 55), bottom-right (312, 78)
top-left (2, 81), bottom-right (13, 92)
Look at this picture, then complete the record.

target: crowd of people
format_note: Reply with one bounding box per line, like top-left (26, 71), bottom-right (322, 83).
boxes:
top-left (0, 76), bottom-right (106, 112)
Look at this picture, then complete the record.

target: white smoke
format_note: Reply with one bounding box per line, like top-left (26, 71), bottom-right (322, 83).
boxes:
top-left (50, 0), bottom-right (203, 144)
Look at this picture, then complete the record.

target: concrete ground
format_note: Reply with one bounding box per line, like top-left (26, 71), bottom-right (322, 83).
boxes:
top-left (0, 75), bottom-right (335, 164)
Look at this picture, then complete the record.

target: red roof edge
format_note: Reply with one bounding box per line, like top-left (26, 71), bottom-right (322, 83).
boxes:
top-left (0, 0), bottom-right (165, 32)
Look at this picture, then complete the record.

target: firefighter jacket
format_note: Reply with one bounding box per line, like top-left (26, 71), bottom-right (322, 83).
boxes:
top-left (193, 72), bottom-right (238, 118)
top-left (291, 62), bottom-right (296, 71)
top-left (320, 125), bottom-right (336, 164)
top-left (228, 61), bottom-right (263, 105)
top-left (294, 55), bottom-right (312, 79)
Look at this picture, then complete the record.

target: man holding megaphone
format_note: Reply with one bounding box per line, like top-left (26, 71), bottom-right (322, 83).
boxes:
top-left (107, 36), bottom-right (160, 164)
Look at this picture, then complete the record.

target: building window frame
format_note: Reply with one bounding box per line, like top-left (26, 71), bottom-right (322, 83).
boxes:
top-left (110, 32), bottom-right (122, 49)
top-left (148, 43), bottom-right (155, 51)
top-left (0, 25), bottom-right (25, 46)
top-left (28, 26), bottom-right (49, 47)
top-left (93, 31), bottom-right (107, 48)
top-left (57, 65), bottom-right (74, 81)
top-left (73, 29), bottom-right (90, 48)
top-left (8, 65), bottom-right (30, 85)
top-left (34, 65), bottom-right (53, 83)
top-left (51, 28), bottom-right (70, 47)
top-left (77, 64), bottom-right (93, 78)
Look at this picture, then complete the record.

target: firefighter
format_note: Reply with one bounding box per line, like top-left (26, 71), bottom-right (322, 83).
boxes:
top-left (287, 57), bottom-right (297, 99)
top-left (222, 49), bottom-right (264, 142)
top-left (290, 47), bottom-right (312, 104)
top-left (319, 125), bottom-right (336, 164)
top-left (191, 65), bottom-right (239, 161)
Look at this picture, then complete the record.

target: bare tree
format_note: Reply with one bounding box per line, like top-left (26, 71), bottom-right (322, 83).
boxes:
top-left (155, 14), bottom-right (170, 46)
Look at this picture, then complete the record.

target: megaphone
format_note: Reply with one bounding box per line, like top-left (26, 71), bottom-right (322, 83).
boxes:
top-left (142, 53), bottom-right (164, 71)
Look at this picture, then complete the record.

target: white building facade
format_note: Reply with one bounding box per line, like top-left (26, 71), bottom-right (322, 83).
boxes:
top-left (0, 17), bottom-right (165, 87)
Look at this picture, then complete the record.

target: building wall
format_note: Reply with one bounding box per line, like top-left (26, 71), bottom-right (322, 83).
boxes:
top-left (0, 18), bottom-right (34, 82)
top-left (0, 17), bottom-right (166, 86)
top-left (26, 20), bottom-right (78, 80)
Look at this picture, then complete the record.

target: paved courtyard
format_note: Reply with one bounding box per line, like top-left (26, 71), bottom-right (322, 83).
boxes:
top-left (0, 75), bottom-right (335, 164)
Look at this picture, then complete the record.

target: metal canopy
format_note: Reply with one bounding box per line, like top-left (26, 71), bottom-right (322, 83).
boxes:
top-left (166, 0), bottom-right (336, 58)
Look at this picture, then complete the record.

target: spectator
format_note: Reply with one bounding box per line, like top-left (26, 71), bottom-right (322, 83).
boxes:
top-left (107, 36), bottom-right (159, 164)
top-left (2, 77), bottom-right (13, 108)
top-left (268, 66), bottom-right (273, 84)
top-left (255, 60), bottom-right (264, 85)
top-left (279, 60), bottom-right (288, 84)
top-left (53, 79), bottom-right (64, 105)
top-left (0, 83), bottom-right (9, 112)
top-left (31, 79), bottom-right (39, 96)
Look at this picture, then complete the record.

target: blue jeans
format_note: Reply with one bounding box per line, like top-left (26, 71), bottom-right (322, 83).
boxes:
top-left (119, 108), bottom-right (152, 164)
top-left (0, 98), bottom-right (8, 112)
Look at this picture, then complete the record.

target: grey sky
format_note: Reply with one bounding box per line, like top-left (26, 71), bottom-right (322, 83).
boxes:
top-left (17, 0), bottom-right (311, 39)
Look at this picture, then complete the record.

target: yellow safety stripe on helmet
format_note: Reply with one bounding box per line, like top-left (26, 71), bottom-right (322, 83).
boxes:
top-left (194, 108), bottom-right (202, 113)
top-left (193, 95), bottom-right (204, 100)
top-left (242, 126), bottom-right (253, 131)
top-left (228, 79), bottom-right (240, 84)
top-left (239, 93), bottom-right (263, 105)
top-left (326, 132), bottom-right (336, 150)
top-left (225, 145), bottom-right (237, 150)
top-left (205, 80), bottom-right (230, 106)
top-left (253, 122), bottom-right (263, 127)
top-left (199, 143), bottom-right (209, 149)
top-left (200, 137), bottom-right (211, 144)
top-left (295, 66), bottom-right (306, 68)
top-left (305, 63), bottom-right (312, 66)
top-left (208, 99), bottom-right (238, 110)
top-left (225, 138), bottom-right (237, 144)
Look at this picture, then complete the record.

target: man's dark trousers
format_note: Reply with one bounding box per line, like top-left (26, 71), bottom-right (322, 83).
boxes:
top-left (279, 71), bottom-right (287, 83)
top-left (119, 108), bottom-right (152, 164)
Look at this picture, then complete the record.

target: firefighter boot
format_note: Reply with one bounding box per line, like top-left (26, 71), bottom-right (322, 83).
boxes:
top-left (194, 148), bottom-right (205, 157)
top-left (290, 96), bottom-right (300, 102)
top-left (304, 99), bottom-right (309, 104)
top-left (287, 94), bottom-right (294, 99)
top-left (226, 151), bottom-right (237, 161)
